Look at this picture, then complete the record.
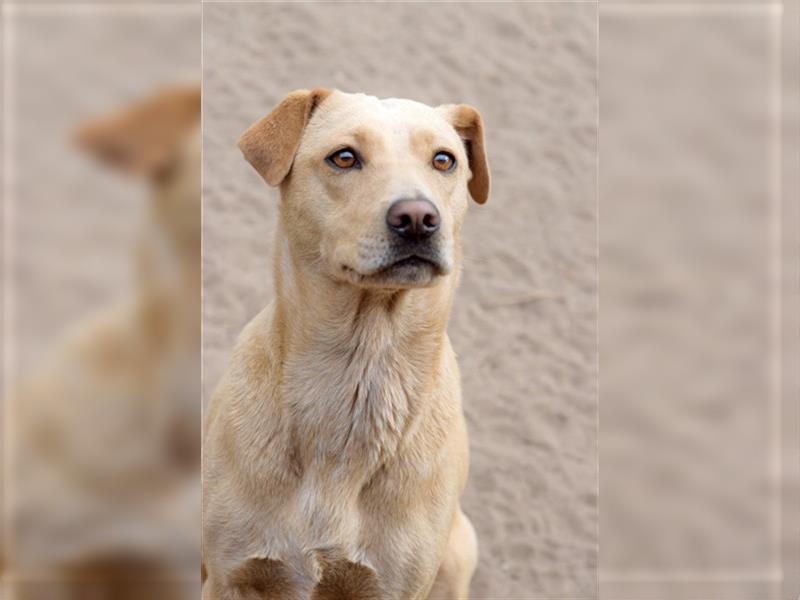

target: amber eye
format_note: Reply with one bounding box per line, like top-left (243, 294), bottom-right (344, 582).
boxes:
top-left (326, 147), bottom-right (361, 170)
top-left (432, 151), bottom-right (456, 172)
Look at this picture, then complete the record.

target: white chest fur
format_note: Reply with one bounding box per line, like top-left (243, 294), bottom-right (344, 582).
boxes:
top-left (282, 297), bottom-right (416, 474)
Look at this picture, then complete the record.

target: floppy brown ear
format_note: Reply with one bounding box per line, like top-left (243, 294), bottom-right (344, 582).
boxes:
top-left (439, 103), bottom-right (490, 204)
top-left (238, 88), bottom-right (332, 187)
top-left (73, 84), bottom-right (200, 177)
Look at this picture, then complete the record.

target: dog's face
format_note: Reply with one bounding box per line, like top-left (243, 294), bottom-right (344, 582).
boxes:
top-left (239, 89), bottom-right (490, 289)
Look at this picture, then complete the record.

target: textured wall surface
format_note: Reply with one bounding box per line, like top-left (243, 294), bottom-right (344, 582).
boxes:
top-left (599, 5), bottom-right (800, 600)
top-left (203, 3), bottom-right (598, 597)
top-left (9, 7), bottom-right (200, 373)
top-left (4, 5), bottom-right (201, 598)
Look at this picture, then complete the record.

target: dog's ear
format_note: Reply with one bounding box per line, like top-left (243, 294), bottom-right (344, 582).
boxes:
top-left (238, 88), bottom-right (332, 187)
top-left (439, 103), bottom-right (490, 204)
top-left (74, 84), bottom-right (200, 177)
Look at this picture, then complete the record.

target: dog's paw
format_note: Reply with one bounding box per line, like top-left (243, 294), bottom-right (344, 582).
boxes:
top-left (228, 556), bottom-right (315, 600)
top-left (308, 547), bottom-right (381, 600)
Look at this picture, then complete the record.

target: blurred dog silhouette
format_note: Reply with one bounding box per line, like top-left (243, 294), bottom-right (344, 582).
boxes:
top-left (4, 85), bottom-right (200, 600)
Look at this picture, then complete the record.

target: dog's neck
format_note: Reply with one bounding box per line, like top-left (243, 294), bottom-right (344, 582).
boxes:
top-left (270, 232), bottom-right (455, 471)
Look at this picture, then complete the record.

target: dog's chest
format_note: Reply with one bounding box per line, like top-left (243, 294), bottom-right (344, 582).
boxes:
top-left (263, 471), bottom-right (441, 600)
top-left (282, 319), bottom-right (416, 470)
top-left (257, 305), bottom-right (450, 597)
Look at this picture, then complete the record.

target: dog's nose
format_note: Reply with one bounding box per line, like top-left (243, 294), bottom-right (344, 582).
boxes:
top-left (386, 198), bottom-right (440, 240)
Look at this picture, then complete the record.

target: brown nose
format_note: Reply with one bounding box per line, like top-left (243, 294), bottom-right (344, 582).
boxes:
top-left (386, 198), bottom-right (440, 240)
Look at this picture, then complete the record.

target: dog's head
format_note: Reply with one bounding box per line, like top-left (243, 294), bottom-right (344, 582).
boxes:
top-left (239, 89), bottom-right (490, 289)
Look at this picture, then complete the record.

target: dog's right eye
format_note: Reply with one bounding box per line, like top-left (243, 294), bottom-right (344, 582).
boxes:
top-left (326, 148), bottom-right (361, 170)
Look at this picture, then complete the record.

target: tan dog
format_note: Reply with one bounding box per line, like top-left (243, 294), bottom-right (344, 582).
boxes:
top-left (202, 88), bottom-right (490, 600)
top-left (6, 85), bottom-right (200, 600)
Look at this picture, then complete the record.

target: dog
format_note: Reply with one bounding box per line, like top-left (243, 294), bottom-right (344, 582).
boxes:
top-left (202, 88), bottom-right (490, 600)
top-left (5, 84), bottom-right (200, 600)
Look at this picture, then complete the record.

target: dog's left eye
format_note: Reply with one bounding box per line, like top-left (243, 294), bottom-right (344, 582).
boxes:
top-left (432, 151), bottom-right (456, 172)
top-left (326, 148), bottom-right (361, 170)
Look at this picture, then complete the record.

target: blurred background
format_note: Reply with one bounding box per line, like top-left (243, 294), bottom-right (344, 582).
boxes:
top-left (599, 3), bottom-right (799, 600)
top-left (2, 1), bottom-right (799, 600)
top-left (1, 3), bottom-right (200, 599)
top-left (202, 3), bottom-right (598, 598)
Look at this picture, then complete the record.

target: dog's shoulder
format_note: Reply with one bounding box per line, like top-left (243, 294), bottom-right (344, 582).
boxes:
top-left (209, 303), bottom-right (276, 401)
top-left (231, 303), bottom-right (276, 379)
top-left (204, 303), bottom-right (280, 444)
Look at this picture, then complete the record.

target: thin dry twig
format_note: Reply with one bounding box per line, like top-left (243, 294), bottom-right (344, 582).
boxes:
top-left (481, 291), bottom-right (564, 308)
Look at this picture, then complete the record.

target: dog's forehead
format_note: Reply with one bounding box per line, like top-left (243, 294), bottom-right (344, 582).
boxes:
top-left (311, 91), bottom-right (457, 141)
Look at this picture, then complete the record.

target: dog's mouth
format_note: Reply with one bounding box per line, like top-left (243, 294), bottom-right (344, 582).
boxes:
top-left (342, 253), bottom-right (448, 288)
top-left (385, 255), bottom-right (440, 272)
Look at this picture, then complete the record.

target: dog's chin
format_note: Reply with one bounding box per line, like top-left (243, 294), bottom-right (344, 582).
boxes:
top-left (341, 256), bottom-right (448, 289)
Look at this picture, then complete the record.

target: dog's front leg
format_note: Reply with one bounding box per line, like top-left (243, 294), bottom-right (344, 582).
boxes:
top-left (425, 508), bottom-right (478, 600)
